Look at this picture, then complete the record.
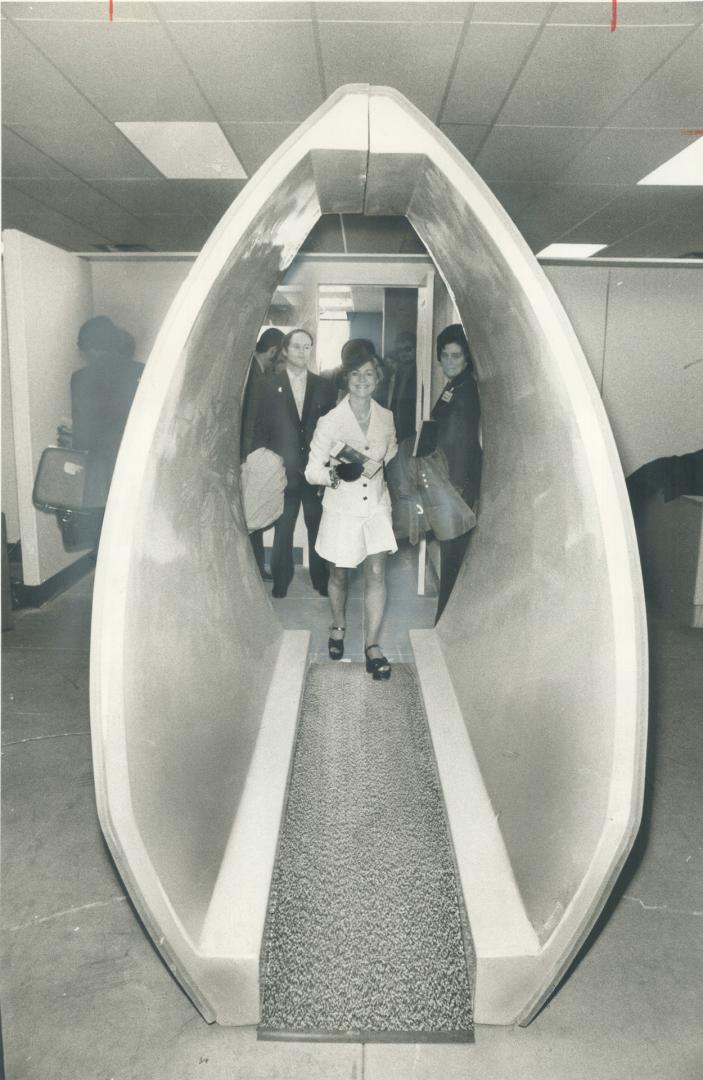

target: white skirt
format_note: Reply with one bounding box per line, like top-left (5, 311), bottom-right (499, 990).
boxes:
top-left (315, 507), bottom-right (398, 568)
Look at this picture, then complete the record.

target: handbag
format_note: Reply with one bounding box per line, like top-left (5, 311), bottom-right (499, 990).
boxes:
top-left (387, 438), bottom-right (476, 543)
top-left (410, 449), bottom-right (476, 541)
top-left (240, 447), bottom-right (286, 532)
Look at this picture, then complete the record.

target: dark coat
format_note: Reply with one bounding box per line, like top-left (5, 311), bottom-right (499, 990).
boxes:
top-left (260, 369), bottom-right (336, 493)
top-left (431, 368), bottom-right (482, 506)
top-left (71, 358), bottom-right (144, 481)
top-left (240, 356), bottom-right (270, 460)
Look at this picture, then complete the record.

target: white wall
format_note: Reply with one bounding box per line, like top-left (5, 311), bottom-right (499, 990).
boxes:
top-left (547, 264), bottom-right (703, 475)
top-left (89, 259), bottom-right (192, 363)
top-left (602, 267), bottom-right (703, 474)
top-left (3, 230), bottom-right (93, 584)
top-left (2, 282), bottom-right (21, 542)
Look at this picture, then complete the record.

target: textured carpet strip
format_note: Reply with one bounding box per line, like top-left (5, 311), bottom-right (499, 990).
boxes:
top-left (259, 662), bottom-right (475, 1042)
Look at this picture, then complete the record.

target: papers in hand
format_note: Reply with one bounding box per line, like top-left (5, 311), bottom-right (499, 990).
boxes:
top-left (330, 440), bottom-right (383, 479)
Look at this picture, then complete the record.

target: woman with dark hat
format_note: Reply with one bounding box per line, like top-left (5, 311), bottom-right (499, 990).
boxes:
top-left (432, 323), bottom-right (482, 621)
top-left (305, 339), bottom-right (398, 680)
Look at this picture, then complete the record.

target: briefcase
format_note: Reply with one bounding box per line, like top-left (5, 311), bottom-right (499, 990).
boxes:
top-left (33, 447), bottom-right (110, 513)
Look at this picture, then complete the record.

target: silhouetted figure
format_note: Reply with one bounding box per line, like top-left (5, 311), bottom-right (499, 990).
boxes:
top-left (71, 316), bottom-right (143, 497)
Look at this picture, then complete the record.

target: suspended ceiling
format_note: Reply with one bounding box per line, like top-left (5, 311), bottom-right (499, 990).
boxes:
top-left (2, 0), bottom-right (702, 257)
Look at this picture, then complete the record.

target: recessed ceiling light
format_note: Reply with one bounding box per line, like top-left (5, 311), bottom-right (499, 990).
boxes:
top-left (537, 243), bottom-right (607, 259)
top-left (115, 122), bottom-right (247, 180)
top-left (638, 137), bottom-right (703, 186)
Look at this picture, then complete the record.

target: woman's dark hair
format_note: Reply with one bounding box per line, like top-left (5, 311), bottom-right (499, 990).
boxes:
top-left (340, 338), bottom-right (381, 382)
top-left (256, 327), bottom-right (284, 353)
top-left (77, 315), bottom-right (121, 354)
top-left (436, 323), bottom-right (473, 370)
top-left (116, 328), bottom-right (136, 360)
top-left (281, 327), bottom-right (314, 352)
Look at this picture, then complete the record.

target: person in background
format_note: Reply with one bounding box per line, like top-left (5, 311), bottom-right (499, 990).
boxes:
top-left (305, 339), bottom-right (398, 681)
top-left (260, 328), bottom-right (336, 598)
top-left (240, 327), bottom-right (284, 580)
top-left (387, 330), bottom-right (417, 442)
top-left (432, 323), bottom-right (482, 621)
top-left (71, 315), bottom-right (144, 495)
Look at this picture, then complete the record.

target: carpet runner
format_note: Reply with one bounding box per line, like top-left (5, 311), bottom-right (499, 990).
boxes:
top-left (259, 662), bottom-right (474, 1042)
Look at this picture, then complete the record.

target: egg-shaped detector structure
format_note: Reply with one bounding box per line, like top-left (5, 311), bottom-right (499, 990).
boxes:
top-left (90, 86), bottom-right (647, 1027)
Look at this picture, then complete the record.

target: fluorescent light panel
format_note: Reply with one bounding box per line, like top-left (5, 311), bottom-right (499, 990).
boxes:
top-left (115, 122), bottom-right (247, 179)
top-left (537, 243), bottom-right (607, 259)
top-left (638, 137), bottom-right (703, 186)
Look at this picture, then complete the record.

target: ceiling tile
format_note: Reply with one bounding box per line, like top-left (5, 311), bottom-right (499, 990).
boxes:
top-left (499, 24), bottom-right (692, 126)
top-left (140, 214), bottom-right (212, 251)
top-left (442, 22), bottom-right (541, 124)
top-left (168, 21), bottom-right (323, 122)
top-left (319, 21), bottom-right (459, 123)
top-left (560, 186), bottom-right (696, 246)
top-left (1, 17), bottom-right (109, 127)
top-left (549, 2), bottom-right (700, 26)
top-left (7, 122), bottom-right (162, 179)
top-left (439, 124), bottom-right (490, 162)
top-left (602, 198), bottom-right (703, 256)
top-left (547, 3), bottom-right (616, 25)
top-left (3, 2), bottom-right (158, 21)
top-left (159, 2), bottom-right (312, 20)
top-left (2, 126), bottom-right (72, 178)
top-left (340, 215), bottom-right (425, 255)
top-left (558, 127), bottom-right (695, 184)
top-left (300, 215), bottom-right (345, 253)
top-left (222, 122), bottom-right (299, 175)
top-left (2, 183), bottom-right (111, 250)
top-left (15, 21), bottom-right (212, 122)
top-left (316, 3), bottom-right (468, 22)
top-left (471, 3), bottom-right (549, 23)
top-left (6, 177), bottom-right (145, 242)
top-left (514, 183), bottom-right (624, 247)
top-left (475, 125), bottom-right (597, 182)
top-left (607, 26), bottom-right (703, 127)
top-left (488, 182), bottom-right (543, 220)
top-left (88, 178), bottom-right (243, 217)
top-left (609, 2), bottom-right (700, 25)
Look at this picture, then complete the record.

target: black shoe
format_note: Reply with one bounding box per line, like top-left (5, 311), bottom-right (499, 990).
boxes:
top-left (365, 645), bottom-right (391, 681)
top-left (328, 626), bottom-right (345, 660)
top-left (260, 567), bottom-right (273, 581)
top-left (272, 586), bottom-right (287, 599)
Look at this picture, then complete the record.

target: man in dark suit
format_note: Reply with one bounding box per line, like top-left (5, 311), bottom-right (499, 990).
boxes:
top-left (240, 327), bottom-right (284, 580)
top-left (260, 328), bottom-right (336, 598)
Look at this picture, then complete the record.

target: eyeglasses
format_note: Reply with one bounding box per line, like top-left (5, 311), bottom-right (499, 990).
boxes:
top-left (288, 343), bottom-right (313, 353)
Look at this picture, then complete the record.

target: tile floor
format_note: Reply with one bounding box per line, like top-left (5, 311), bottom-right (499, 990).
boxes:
top-left (2, 556), bottom-right (703, 1080)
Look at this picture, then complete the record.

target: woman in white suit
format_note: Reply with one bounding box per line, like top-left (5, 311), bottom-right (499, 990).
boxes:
top-left (305, 340), bottom-right (398, 680)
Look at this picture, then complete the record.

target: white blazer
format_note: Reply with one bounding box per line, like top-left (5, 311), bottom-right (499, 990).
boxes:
top-left (305, 396), bottom-right (398, 518)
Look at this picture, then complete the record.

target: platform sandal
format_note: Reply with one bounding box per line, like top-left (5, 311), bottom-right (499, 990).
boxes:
top-left (365, 644), bottom-right (391, 681)
top-left (328, 626), bottom-right (345, 661)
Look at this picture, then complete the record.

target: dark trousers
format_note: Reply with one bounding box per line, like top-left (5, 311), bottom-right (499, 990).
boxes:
top-left (249, 529), bottom-right (267, 576)
top-left (271, 485), bottom-right (329, 596)
top-left (436, 531), bottom-right (471, 623)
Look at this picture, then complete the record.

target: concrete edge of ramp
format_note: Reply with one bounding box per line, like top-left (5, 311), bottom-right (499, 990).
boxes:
top-left (91, 628), bottom-right (309, 1025)
top-left (411, 628), bottom-right (646, 1025)
top-left (410, 629), bottom-right (540, 1026)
